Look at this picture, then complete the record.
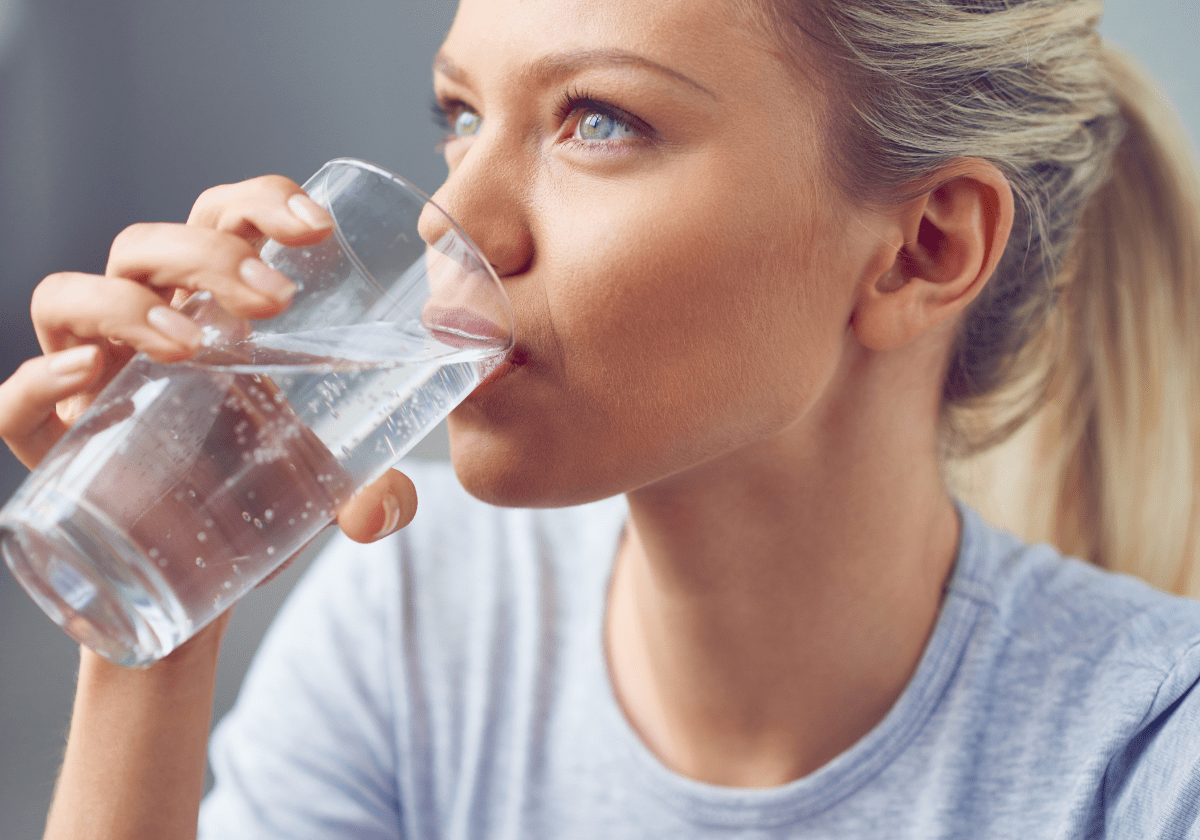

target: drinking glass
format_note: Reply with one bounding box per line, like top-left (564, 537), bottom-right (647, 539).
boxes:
top-left (0, 158), bottom-right (513, 667)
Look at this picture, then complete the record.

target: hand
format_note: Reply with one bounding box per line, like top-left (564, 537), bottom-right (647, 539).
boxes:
top-left (0, 174), bottom-right (416, 547)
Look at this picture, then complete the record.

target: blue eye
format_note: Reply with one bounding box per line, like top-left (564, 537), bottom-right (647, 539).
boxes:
top-left (575, 110), bottom-right (639, 142)
top-left (453, 109), bottom-right (483, 138)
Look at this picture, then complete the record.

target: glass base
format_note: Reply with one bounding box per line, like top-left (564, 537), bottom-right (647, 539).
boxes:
top-left (0, 491), bottom-right (184, 668)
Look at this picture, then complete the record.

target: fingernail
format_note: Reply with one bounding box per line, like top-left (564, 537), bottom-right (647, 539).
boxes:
top-left (48, 344), bottom-right (100, 377)
top-left (240, 258), bottom-right (297, 303)
top-left (372, 493), bottom-right (403, 539)
top-left (147, 306), bottom-right (205, 349)
top-left (287, 193), bottom-right (333, 230)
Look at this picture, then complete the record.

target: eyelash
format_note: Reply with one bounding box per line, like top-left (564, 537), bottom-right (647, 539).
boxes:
top-left (553, 87), bottom-right (653, 141)
top-left (431, 96), bottom-right (471, 154)
top-left (430, 96), bottom-right (454, 131)
top-left (430, 89), bottom-right (653, 145)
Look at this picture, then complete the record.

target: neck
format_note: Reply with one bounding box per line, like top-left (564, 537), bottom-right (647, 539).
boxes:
top-left (606, 352), bottom-right (960, 787)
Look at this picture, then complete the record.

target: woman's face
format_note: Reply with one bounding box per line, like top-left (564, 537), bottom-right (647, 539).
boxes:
top-left (432, 0), bottom-right (885, 506)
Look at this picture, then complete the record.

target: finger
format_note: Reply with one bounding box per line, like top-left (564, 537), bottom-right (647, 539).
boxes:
top-left (336, 469), bottom-right (418, 544)
top-left (106, 223), bottom-right (297, 319)
top-left (188, 175), bottom-right (334, 247)
top-left (0, 346), bottom-right (102, 468)
top-left (32, 272), bottom-right (206, 362)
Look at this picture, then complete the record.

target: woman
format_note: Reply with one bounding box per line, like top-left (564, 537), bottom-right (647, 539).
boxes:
top-left (5, 0), bottom-right (1200, 836)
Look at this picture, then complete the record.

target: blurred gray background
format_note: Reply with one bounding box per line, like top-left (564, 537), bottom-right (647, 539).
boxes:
top-left (0, 1), bottom-right (1196, 837)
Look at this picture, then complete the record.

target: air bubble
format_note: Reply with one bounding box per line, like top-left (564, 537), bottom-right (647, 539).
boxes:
top-left (205, 519), bottom-right (214, 528)
top-left (188, 489), bottom-right (196, 498)
top-left (197, 532), bottom-right (207, 542)
top-left (242, 512), bottom-right (251, 522)
top-left (223, 581), bottom-right (232, 590)
top-left (253, 518), bottom-right (263, 529)
top-left (196, 558), bottom-right (206, 567)
top-left (306, 501), bottom-right (313, 509)
top-left (148, 548), bottom-right (160, 559)
top-left (266, 547), bottom-right (276, 556)
top-left (264, 509), bottom-right (274, 522)
top-left (301, 512), bottom-right (309, 520)
top-left (288, 519), bottom-right (295, 526)
top-left (232, 564), bottom-right (240, 574)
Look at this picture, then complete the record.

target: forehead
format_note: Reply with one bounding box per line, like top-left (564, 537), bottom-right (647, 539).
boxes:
top-left (441, 0), bottom-right (783, 95)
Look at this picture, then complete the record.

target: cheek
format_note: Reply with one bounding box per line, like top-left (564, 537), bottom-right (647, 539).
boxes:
top-left (538, 171), bottom-right (852, 449)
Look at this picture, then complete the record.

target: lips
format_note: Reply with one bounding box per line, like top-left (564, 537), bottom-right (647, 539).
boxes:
top-left (423, 305), bottom-right (512, 351)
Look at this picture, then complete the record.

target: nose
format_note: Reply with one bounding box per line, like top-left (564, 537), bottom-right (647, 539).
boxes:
top-left (418, 141), bottom-right (534, 279)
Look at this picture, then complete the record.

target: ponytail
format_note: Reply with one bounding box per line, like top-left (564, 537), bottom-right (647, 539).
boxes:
top-left (954, 44), bottom-right (1200, 596)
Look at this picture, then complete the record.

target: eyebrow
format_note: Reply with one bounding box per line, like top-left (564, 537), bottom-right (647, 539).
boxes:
top-left (433, 48), bottom-right (718, 100)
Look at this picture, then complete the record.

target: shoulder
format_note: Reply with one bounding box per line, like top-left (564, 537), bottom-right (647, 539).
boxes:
top-left (918, 507), bottom-right (1200, 834)
top-left (953, 504), bottom-right (1200, 685)
top-left (946, 506), bottom-right (1200, 826)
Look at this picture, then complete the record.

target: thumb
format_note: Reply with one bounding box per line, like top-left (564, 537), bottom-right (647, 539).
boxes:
top-left (336, 468), bottom-right (418, 544)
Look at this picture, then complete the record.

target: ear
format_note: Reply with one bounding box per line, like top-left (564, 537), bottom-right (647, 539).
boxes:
top-left (851, 159), bottom-right (1014, 352)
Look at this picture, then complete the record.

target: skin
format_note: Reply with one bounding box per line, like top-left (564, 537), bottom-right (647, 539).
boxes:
top-left (0, 0), bottom-right (1014, 835)
top-left (430, 0), bottom-right (1013, 785)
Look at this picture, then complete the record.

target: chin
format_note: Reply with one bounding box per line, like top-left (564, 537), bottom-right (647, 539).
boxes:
top-left (446, 417), bottom-right (631, 510)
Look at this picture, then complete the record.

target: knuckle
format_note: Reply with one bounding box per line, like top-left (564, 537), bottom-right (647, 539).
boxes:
top-left (31, 272), bottom-right (74, 317)
top-left (248, 174), bottom-right (300, 196)
top-left (190, 175), bottom-right (298, 233)
top-left (108, 223), bottom-right (169, 267)
top-left (190, 183), bottom-right (234, 217)
top-left (110, 221), bottom-right (152, 250)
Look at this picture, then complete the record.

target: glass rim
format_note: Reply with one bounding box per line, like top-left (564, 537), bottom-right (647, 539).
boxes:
top-left (318, 156), bottom-right (504, 289)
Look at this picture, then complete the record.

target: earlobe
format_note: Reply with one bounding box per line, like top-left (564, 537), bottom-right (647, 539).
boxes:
top-left (852, 160), bottom-right (1014, 352)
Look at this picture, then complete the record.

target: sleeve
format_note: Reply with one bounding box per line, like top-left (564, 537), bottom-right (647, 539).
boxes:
top-left (1103, 640), bottom-right (1200, 839)
top-left (198, 534), bottom-right (404, 840)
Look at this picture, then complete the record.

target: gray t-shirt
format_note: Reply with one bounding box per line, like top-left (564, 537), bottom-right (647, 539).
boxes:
top-left (199, 462), bottom-right (1200, 838)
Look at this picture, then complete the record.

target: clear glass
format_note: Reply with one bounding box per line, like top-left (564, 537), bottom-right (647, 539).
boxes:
top-left (0, 158), bottom-right (513, 667)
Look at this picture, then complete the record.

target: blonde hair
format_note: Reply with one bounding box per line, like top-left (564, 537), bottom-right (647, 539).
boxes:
top-left (760, 0), bottom-right (1200, 595)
